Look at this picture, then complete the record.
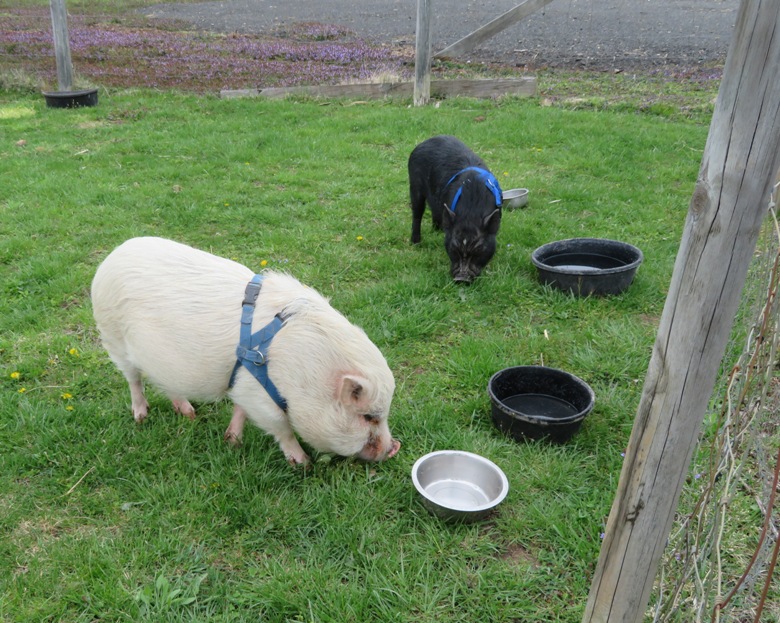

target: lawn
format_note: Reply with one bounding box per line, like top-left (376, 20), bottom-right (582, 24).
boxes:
top-left (0, 85), bottom-right (710, 622)
top-left (0, 1), bottom-right (726, 620)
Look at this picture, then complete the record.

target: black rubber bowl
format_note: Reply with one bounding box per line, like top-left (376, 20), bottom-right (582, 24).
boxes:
top-left (43, 88), bottom-right (98, 109)
top-left (488, 366), bottom-right (595, 443)
top-left (531, 237), bottom-right (643, 296)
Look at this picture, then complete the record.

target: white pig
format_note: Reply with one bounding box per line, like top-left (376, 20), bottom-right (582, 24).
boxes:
top-left (91, 236), bottom-right (400, 466)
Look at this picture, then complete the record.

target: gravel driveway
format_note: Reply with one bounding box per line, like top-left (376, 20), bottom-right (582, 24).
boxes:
top-left (143, 0), bottom-right (739, 70)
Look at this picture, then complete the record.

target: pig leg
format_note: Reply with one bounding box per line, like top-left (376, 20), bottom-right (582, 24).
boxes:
top-left (253, 412), bottom-right (309, 466)
top-left (277, 433), bottom-right (310, 467)
top-left (410, 184), bottom-right (427, 244)
top-left (264, 417), bottom-right (309, 466)
top-left (110, 354), bottom-right (148, 422)
top-left (172, 399), bottom-right (196, 420)
top-left (226, 404), bottom-right (309, 466)
top-left (128, 376), bottom-right (149, 423)
top-left (224, 404), bottom-right (247, 446)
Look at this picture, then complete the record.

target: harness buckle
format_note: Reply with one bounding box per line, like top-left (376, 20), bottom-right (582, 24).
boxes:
top-left (242, 281), bottom-right (262, 306)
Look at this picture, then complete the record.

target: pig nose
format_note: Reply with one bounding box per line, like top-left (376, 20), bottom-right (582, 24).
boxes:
top-left (452, 263), bottom-right (479, 283)
top-left (453, 268), bottom-right (478, 283)
top-left (386, 438), bottom-right (401, 459)
top-left (360, 436), bottom-right (401, 462)
top-left (375, 438), bottom-right (401, 461)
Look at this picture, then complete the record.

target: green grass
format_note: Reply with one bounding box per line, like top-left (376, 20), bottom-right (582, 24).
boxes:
top-left (0, 87), bottom-right (709, 622)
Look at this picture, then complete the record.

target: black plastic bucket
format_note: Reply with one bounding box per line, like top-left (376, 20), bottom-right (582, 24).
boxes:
top-left (531, 238), bottom-right (643, 296)
top-left (488, 366), bottom-right (595, 442)
top-left (43, 88), bottom-right (98, 109)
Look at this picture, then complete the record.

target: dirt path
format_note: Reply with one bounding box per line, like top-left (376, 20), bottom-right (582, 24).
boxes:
top-left (142, 0), bottom-right (738, 70)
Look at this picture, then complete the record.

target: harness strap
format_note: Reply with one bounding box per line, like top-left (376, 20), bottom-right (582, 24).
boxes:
top-left (444, 166), bottom-right (503, 213)
top-left (228, 274), bottom-right (288, 412)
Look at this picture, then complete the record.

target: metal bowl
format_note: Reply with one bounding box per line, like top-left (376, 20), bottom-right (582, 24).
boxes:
top-left (411, 450), bottom-right (509, 522)
top-left (502, 188), bottom-right (529, 209)
top-left (531, 237), bottom-right (643, 296)
top-left (488, 366), bottom-right (595, 443)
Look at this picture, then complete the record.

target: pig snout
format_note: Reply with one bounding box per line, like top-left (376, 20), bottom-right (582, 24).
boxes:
top-left (451, 262), bottom-right (481, 284)
top-left (359, 434), bottom-right (401, 462)
top-left (387, 438), bottom-right (401, 459)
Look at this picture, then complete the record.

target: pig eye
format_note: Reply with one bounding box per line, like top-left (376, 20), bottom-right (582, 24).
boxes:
top-left (362, 413), bottom-right (378, 424)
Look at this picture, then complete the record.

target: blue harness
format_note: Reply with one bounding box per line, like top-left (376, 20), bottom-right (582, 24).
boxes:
top-left (228, 274), bottom-right (288, 412)
top-left (444, 166), bottom-right (503, 213)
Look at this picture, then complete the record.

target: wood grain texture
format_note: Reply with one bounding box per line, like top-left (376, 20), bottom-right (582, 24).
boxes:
top-left (414, 0), bottom-right (433, 106)
top-left (49, 0), bottom-right (73, 91)
top-left (582, 2), bottom-right (780, 621)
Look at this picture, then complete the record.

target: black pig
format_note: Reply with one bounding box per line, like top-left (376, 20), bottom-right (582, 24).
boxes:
top-left (408, 135), bottom-right (503, 283)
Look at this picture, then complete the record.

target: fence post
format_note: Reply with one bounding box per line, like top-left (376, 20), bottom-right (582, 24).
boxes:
top-left (49, 0), bottom-right (73, 91)
top-left (582, 2), bottom-right (780, 621)
top-left (414, 0), bottom-right (432, 106)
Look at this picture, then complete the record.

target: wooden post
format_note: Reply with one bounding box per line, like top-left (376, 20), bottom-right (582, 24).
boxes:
top-left (414, 0), bottom-right (432, 106)
top-left (582, 2), bottom-right (780, 621)
top-left (435, 0), bottom-right (555, 59)
top-left (49, 0), bottom-right (73, 91)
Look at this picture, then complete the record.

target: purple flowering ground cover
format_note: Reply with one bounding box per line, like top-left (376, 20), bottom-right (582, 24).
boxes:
top-left (0, 8), bottom-right (419, 92)
top-left (0, 7), bottom-right (721, 118)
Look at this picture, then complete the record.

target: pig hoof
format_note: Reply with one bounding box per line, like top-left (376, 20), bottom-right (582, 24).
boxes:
top-left (286, 452), bottom-right (310, 467)
top-left (132, 402), bottom-right (149, 423)
top-left (173, 399), bottom-right (196, 420)
top-left (223, 430), bottom-right (243, 447)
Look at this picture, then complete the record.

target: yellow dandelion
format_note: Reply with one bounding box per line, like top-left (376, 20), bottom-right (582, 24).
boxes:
top-left (10, 371), bottom-right (20, 380)
top-left (65, 405), bottom-right (74, 411)
top-left (18, 387), bottom-right (26, 394)
top-left (356, 235), bottom-right (364, 241)
top-left (68, 348), bottom-right (79, 357)
top-left (503, 171), bottom-right (509, 176)
top-left (61, 392), bottom-right (73, 400)
top-left (224, 202), bottom-right (230, 207)
top-left (260, 259), bottom-right (268, 267)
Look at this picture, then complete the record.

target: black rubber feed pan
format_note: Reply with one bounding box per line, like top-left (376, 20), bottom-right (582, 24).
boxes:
top-left (43, 88), bottom-right (98, 109)
top-left (531, 237), bottom-right (643, 296)
top-left (488, 366), bottom-right (595, 443)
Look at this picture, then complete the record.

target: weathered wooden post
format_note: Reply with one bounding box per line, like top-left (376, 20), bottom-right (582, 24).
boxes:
top-left (582, 2), bottom-right (780, 621)
top-left (44, 0), bottom-right (98, 107)
top-left (49, 0), bottom-right (73, 91)
top-left (414, 0), bottom-right (432, 106)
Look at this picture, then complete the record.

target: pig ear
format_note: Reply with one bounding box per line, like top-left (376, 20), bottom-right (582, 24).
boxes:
top-left (483, 208), bottom-right (501, 235)
top-left (338, 374), bottom-right (371, 409)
